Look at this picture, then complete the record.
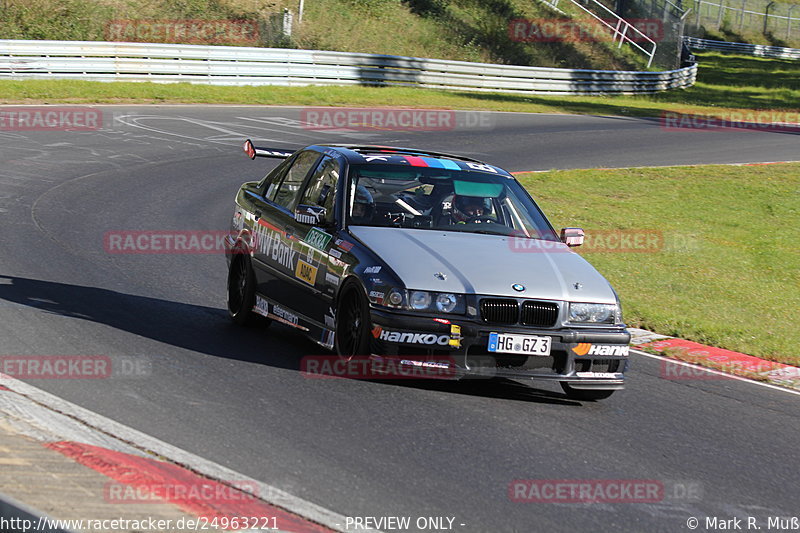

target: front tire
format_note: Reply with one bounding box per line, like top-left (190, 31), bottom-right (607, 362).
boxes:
top-left (560, 383), bottom-right (616, 401)
top-left (334, 284), bottom-right (371, 358)
top-left (227, 254), bottom-right (259, 326)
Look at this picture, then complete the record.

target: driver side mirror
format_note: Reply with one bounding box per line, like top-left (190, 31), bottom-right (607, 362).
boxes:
top-left (560, 227), bottom-right (585, 247)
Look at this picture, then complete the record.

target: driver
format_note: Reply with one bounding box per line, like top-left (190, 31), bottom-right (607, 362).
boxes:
top-left (451, 194), bottom-right (492, 224)
top-left (350, 185), bottom-right (375, 225)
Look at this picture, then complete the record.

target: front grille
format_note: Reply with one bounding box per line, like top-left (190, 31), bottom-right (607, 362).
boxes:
top-left (480, 298), bottom-right (560, 327)
top-left (520, 301), bottom-right (559, 327)
top-left (480, 298), bottom-right (519, 324)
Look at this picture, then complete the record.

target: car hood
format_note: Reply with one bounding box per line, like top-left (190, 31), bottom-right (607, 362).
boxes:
top-left (349, 227), bottom-right (617, 303)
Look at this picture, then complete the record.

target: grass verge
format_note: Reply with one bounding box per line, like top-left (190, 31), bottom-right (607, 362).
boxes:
top-left (0, 53), bottom-right (797, 121)
top-left (515, 163), bottom-right (800, 366)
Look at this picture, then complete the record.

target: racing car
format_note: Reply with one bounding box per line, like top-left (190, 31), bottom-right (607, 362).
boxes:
top-left (224, 140), bottom-right (630, 400)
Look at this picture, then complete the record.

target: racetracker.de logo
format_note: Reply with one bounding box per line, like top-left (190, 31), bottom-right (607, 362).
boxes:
top-left (300, 108), bottom-right (493, 132)
top-left (660, 111), bottom-right (800, 133)
top-left (104, 231), bottom-right (232, 254)
top-left (661, 360), bottom-right (742, 380)
top-left (508, 230), bottom-right (663, 253)
top-left (301, 355), bottom-right (458, 380)
top-left (105, 19), bottom-right (259, 45)
top-left (104, 480), bottom-right (259, 504)
top-left (508, 18), bottom-right (663, 43)
top-left (0, 356), bottom-right (111, 379)
top-left (0, 107), bottom-right (102, 131)
top-left (508, 479), bottom-right (664, 503)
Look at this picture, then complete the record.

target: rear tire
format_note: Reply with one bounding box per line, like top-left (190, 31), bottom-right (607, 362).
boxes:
top-left (560, 383), bottom-right (616, 401)
top-left (334, 284), bottom-right (371, 358)
top-left (227, 254), bottom-right (259, 327)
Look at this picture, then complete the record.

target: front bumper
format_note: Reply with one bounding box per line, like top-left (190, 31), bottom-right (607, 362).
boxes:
top-left (368, 307), bottom-right (630, 389)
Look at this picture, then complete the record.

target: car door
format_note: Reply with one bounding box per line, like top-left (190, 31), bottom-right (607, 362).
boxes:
top-left (234, 151), bottom-right (293, 257)
top-left (278, 154), bottom-right (344, 326)
top-left (250, 149), bottom-right (322, 311)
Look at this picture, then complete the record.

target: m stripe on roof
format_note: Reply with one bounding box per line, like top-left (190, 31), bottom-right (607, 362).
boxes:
top-left (403, 156), bottom-right (428, 167)
top-left (420, 157), bottom-right (445, 168)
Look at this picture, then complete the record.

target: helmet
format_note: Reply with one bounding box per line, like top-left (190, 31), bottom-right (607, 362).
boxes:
top-left (350, 185), bottom-right (375, 224)
top-left (452, 194), bottom-right (492, 223)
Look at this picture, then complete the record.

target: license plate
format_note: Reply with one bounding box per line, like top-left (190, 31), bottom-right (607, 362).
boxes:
top-left (488, 333), bottom-right (551, 356)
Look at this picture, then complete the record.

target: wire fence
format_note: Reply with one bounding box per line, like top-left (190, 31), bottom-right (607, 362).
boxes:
top-left (613, 0), bottom-right (692, 68)
top-left (684, 0), bottom-right (800, 41)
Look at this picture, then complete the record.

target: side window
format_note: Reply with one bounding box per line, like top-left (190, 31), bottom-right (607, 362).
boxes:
top-left (273, 151), bottom-right (321, 209)
top-left (300, 156), bottom-right (340, 225)
top-left (259, 156), bottom-right (293, 200)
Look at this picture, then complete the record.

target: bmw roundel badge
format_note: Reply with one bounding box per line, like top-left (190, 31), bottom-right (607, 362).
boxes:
top-left (512, 283), bottom-right (525, 292)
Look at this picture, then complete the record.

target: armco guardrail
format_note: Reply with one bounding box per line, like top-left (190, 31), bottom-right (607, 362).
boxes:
top-left (0, 40), bottom-right (696, 95)
top-left (684, 36), bottom-right (800, 59)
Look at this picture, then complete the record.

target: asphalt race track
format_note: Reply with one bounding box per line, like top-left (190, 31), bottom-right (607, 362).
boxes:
top-left (1, 106), bottom-right (798, 532)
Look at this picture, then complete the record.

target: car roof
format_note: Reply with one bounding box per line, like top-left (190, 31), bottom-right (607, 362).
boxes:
top-left (313, 144), bottom-right (514, 177)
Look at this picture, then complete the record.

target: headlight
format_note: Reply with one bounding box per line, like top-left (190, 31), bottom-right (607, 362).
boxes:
top-left (410, 291), bottom-right (432, 310)
top-left (435, 293), bottom-right (458, 313)
top-left (569, 302), bottom-right (618, 324)
top-left (386, 288), bottom-right (404, 307)
top-left (376, 288), bottom-right (465, 315)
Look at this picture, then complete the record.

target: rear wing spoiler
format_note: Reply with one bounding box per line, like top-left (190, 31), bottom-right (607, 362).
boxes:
top-left (243, 139), bottom-right (295, 160)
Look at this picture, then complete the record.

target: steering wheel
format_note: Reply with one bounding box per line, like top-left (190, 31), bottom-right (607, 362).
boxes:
top-left (466, 215), bottom-right (497, 224)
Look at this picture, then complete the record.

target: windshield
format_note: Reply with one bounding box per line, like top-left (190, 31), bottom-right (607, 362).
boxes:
top-left (346, 164), bottom-right (559, 240)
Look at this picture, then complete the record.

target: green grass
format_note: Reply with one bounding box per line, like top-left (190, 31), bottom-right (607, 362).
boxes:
top-left (1, 52), bottom-right (797, 120)
top-left (515, 163), bottom-right (800, 366)
top-left (649, 52), bottom-right (800, 111)
top-left (0, 0), bottom-right (259, 41)
top-left (295, 0), bottom-right (647, 69)
top-left (701, 26), bottom-right (800, 50)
